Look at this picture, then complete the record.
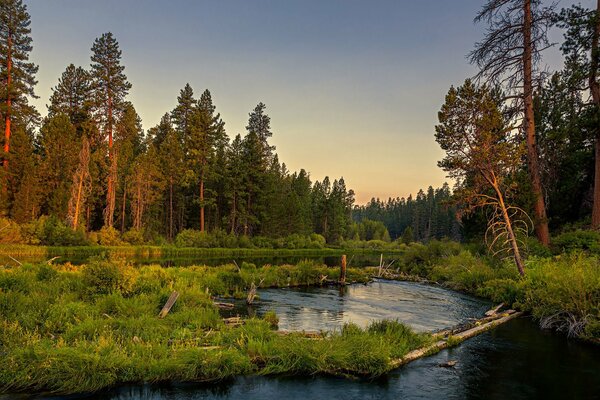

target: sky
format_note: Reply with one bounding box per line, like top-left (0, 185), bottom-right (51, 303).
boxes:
top-left (25, 0), bottom-right (588, 204)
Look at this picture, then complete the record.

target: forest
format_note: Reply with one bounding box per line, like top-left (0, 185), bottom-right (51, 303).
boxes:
top-left (1, 1), bottom-right (598, 254)
top-left (0, 0), bottom-right (599, 398)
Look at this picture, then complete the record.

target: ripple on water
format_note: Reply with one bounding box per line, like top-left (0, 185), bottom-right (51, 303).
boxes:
top-left (253, 280), bottom-right (491, 332)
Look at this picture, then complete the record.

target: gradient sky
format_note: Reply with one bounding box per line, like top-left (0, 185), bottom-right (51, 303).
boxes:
top-left (25, 0), bottom-right (585, 204)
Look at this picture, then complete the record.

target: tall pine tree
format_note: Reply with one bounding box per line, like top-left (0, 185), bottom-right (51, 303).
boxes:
top-left (90, 32), bottom-right (131, 228)
top-left (0, 0), bottom-right (38, 209)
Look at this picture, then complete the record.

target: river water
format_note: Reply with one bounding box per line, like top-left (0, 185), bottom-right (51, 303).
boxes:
top-left (19, 280), bottom-right (600, 400)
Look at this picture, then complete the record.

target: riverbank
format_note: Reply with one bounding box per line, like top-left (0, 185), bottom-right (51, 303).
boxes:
top-left (0, 261), bottom-right (432, 395)
top-left (372, 241), bottom-right (600, 342)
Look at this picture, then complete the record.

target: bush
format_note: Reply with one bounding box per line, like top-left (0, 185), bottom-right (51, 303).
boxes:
top-left (174, 229), bottom-right (216, 248)
top-left (82, 259), bottom-right (138, 296)
top-left (23, 216), bottom-right (88, 246)
top-left (0, 217), bottom-right (23, 244)
top-left (252, 236), bottom-right (274, 248)
top-left (552, 230), bottom-right (600, 255)
top-left (122, 229), bottom-right (146, 245)
top-left (308, 233), bottom-right (326, 249)
top-left (90, 226), bottom-right (125, 246)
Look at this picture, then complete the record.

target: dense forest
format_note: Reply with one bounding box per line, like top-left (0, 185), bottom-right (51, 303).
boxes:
top-left (352, 184), bottom-right (461, 242)
top-left (0, 1), bottom-right (358, 245)
top-left (1, 0), bottom-right (599, 251)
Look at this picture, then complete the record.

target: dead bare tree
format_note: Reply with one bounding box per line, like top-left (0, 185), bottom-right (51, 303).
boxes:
top-left (66, 137), bottom-right (91, 229)
top-left (469, 0), bottom-right (555, 246)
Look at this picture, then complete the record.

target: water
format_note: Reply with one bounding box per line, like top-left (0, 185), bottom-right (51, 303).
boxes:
top-left (225, 280), bottom-right (491, 332)
top-left (11, 281), bottom-right (600, 400)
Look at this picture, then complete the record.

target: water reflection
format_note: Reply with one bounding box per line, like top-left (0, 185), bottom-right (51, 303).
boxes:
top-left (10, 282), bottom-right (600, 400)
top-left (236, 280), bottom-right (491, 332)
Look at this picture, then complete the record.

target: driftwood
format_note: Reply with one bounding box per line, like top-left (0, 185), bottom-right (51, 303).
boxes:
top-left (214, 301), bottom-right (235, 309)
top-left (391, 307), bottom-right (523, 368)
top-left (223, 316), bottom-right (243, 326)
top-left (276, 330), bottom-right (324, 339)
top-left (158, 291), bottom-right (179, 318)
top-left (46, 256), bottom-right (61, 265)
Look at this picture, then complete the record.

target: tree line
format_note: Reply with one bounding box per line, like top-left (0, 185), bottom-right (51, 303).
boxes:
top-left (0, 0), bottom-right (355, 244)
top-left (352, 183), bottom-right (461, 243)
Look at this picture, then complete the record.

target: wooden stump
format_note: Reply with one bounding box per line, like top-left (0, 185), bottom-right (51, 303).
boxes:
top-left (339, 254), bottom-right (347, 285)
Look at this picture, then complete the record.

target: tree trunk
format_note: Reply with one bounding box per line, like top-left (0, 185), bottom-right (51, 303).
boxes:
top-left (494, 184), bottom-right (526, 276)
top-left (73, 173), bottom-right (84, 229)
top-left (120, 186), bottom-right (126, 232)
top-left (231, 192), bottom-right (237, 235)
top-left (591, 0), bottom-right (600, 229)
top-left (200, 173), bottom-right (205, 232)
top-left (523, 0), bottom-right (550, 246)
top-left (104, 94), bottom-right (116, 227)
top-left (169, 177), bottom-right (174, 240)
top-left (3, 33), bottom-right (12, 196)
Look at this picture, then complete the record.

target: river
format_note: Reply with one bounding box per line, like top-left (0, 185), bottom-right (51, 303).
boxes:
top-left (25, 279), bottom-right (600, 400)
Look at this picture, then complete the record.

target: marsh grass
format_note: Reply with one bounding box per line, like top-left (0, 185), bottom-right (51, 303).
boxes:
top-left (0, 260), bottom-right (428, 395)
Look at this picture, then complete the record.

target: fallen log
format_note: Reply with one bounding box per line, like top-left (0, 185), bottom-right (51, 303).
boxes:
top-left (391, 310), bottom-right (524, 369)
top-left (223, 316), bottom-right (243, 326)
top-left (276, 330), bottom-right (324, 339)
top-left (158, 291), bottom-right (179, 319)
top-left (214, 301), bottom-right (235, 309)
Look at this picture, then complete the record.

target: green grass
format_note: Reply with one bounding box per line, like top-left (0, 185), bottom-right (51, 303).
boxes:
top-left (0, 260), bottom-right (430, 395)
top-left (377, 241), bottom-right (600, 341)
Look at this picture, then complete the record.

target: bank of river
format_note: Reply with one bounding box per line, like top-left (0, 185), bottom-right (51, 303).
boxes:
top-left (16, 280), bottom-right (599, 400)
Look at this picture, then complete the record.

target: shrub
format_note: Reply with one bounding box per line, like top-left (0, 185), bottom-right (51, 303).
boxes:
top-left (308, 233), bottom-right (326, 249)
top-left (23, 216), bottom-right (89, 246)
top-left (82, 259), bottom-right (138, 296)
top-left (252, 236), bottom-right (274, 248)
top-left (174, 229), bottom-right (216, 248)
top-left (94, 226), bottom-right (125, 246)
top-left (0, 217), bottom-right (23, 244)
top-left (552, 230), bottom-right (600, 255)
top-left (122, 229), bottom-right (146, 245)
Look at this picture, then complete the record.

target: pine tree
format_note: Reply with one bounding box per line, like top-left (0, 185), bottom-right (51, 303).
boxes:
top-left (90, 32), bottom-right (131, 227)
top-left (48, 64), bottom-right (93, 130)
top-left (557, 3), bottom-right (600, 228)
top-left (246, 102), bottom-right (275, 160)
top-left (171, 83), bottom-right (196, 144)
top-left (155, 119), bottom-right (184, 239)
top-left (38, 114), bottom-right (80, 219)
top-left (224, 134), bottom-right (246, 234)
top-left (67, 137), bottom-right (91, 229)
top-left (469, 0), bottom-right (554, 246)
top-left (0, 0), bottom-right (38, 206)
top-left (114, 102), bottom-right (143, 232)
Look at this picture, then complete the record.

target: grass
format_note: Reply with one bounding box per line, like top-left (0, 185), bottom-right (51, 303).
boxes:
top-left (0, 260), bottom-right (430, 395)
top-left (376, 240), bottom-right (600, 341)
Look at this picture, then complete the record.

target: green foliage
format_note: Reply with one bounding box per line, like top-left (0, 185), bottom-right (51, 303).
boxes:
top-left (387, 241), bottom-right (600, 340)
top-left (552, 230), bottom-right (600, 254)
top-left (23, 216), bottom-right (88, 246)
top-left (0, 261), bottom-right (425, 394)
top-left (92, 226), bottom-right (125, 246)
top-left (81, 259), bottom-right (138, 296)
top-left (121, 229), bottom-right (145, 245)
top-left (0, 217), bottom-right (23, 243)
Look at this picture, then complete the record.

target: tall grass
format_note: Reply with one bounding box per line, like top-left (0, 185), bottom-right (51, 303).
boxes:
top-left (384, 241), bottom-right (600, 341)
top-left (0, 260), bottom-right (428, 395)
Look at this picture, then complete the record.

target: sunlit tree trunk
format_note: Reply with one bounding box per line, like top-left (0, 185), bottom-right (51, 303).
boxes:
top-left (523, 0), bottom-right (550, 245)
top-left (591, 0), bottom-right (600, 229)
top-left (3, 33), bottom-right (12, 189)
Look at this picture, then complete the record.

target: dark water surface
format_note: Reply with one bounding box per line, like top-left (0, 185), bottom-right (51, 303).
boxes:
top-left (10, 281), bottom-right (600, 400)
